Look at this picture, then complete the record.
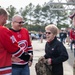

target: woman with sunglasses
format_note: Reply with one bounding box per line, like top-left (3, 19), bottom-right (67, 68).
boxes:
top-left (39, 24), bottom-right (69, 75)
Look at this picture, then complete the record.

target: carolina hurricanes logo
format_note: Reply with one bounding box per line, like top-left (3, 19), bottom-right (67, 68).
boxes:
top-left (18, 40), bottom-right (28, 51)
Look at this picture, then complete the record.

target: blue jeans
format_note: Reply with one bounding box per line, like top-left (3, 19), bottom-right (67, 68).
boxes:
top-left (70, 40), bottom-right (75, 50)
top-left (12, 64), bottom-right (30, 75)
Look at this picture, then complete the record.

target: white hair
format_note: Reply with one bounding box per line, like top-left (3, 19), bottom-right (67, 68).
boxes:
top-left (12, 14), bottom-right (23, 22)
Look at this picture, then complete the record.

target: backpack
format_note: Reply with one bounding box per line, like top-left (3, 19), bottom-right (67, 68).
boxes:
top-left (35, 58), bottom-right (52, 75)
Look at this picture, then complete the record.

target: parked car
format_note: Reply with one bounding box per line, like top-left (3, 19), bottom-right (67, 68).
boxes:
top-left (31, 33), bottom-right (39, 40)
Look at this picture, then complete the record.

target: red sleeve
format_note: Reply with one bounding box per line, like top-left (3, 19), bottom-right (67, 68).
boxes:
top-left (0, 27), bottom-right (24, 57)
top-left (70, 30), bottom-right (73, 39)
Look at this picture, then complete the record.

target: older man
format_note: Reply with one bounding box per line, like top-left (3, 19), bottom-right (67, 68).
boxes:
top-left (9, 15), bottom-right (33, 75)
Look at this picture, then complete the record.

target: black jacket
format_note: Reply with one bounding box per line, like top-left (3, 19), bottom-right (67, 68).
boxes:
top-left (44, 37), bottom-right (69, 75)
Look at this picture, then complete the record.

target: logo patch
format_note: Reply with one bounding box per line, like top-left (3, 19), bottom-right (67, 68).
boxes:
top-left (18, 40), bottom-right (28, 51)
top-left (10, 35), bottom-right (17, 43)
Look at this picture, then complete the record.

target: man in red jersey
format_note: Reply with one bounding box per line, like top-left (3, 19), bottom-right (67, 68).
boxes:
top-left (9, 15), bottom-right (33, 75)
top-left (0, 8), bottom-right (32, 75)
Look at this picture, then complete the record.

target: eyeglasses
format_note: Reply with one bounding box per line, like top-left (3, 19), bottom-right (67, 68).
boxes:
top-left (46, 32), bottom-right (51, 34)
top-left (14, 21), bottom-right (24, 24)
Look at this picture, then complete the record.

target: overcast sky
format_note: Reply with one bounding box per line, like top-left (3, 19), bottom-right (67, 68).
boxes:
top-left (0, 0), bottom-right (50, 10)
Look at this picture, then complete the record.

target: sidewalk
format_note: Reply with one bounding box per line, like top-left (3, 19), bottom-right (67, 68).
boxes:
top-left (63, 43), bottom-right (74, 75)
top-left (30, 40), bottom-right (74, 75)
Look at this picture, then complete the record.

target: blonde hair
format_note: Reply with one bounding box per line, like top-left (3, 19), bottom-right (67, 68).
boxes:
top-left (45, 24), bottom-right (59, 35)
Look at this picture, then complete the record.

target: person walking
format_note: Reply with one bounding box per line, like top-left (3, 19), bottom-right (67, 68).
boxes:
top-left (59, 30), bottom-right (66, 43)
top-left (39, 24), bottom-right (69, 75)
top-left (70, 12), bottom-right (75, 56)
top-left (9, 15), bottom-right (33, 75)
top-left (70, 28), bottom-right (75, 51)
top-left (0, 8), bottom-right (32, 75)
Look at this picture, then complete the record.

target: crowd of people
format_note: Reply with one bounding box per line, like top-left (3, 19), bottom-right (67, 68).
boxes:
top-left (0, 8), bottom-right (74, 75)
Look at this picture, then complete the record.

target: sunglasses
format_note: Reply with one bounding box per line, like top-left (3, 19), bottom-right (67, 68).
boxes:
top-left (14, 21), bottom-right (24, 24)
top-left (46, 32), bottom-right (51, 34)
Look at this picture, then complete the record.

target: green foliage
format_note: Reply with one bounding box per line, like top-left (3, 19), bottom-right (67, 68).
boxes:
top-left (5, 23), bottom-right (11, 28)
top-left (23, 24), bottom-right (45, 32)
top-left (6, 5), bottom-right (18, 21)
top-left (4, 1), bottom-right (70, 32)
top-left (57, 23), bottom-right (69, 29)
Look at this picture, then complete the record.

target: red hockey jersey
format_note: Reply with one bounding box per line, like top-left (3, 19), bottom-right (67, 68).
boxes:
top-left (10, 28), bottom-right (33, 65)
top-left (70, 29), bottom-right (75, 40)
top-left (0, 26), bottom-right (24, 75)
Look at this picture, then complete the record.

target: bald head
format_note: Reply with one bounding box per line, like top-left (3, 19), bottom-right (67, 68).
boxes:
top-left (12, 15), bottom-right (23, 22)
top-left (11, 15), bottom-right (24, 30)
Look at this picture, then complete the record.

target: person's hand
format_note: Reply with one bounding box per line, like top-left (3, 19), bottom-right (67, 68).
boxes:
top-left (46, 58), bottom-right (52, 65)
top-left (28, 61), bottom-right (32, 67)
top-left (29, 54), bottom-right (33, 61)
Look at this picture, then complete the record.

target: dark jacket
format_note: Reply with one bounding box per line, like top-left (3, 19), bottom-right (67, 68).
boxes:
top-left (59, 32), bottom-right (65, 39)
top-left (44, 37), bottom-right (69, 75)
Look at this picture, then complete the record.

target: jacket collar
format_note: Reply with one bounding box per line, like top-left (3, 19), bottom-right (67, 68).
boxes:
top-left (9, 28), bottom-right (21, 32)
top-left (48, 37), bottom-right (57, 45)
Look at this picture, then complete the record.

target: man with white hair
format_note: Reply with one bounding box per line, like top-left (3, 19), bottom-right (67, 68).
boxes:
top-left (9, 15), bottom-right (33, 75)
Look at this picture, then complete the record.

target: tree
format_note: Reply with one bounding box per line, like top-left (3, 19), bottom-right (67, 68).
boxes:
top-left (5, 1), bottom-right (70, 30)
top-left (43, 1), bottom-right (69, 29)
top-left (6, 5), bottom-right (18, 22)
top-left (20, 3), bottom-right (34, 26)
top-left (33, 4), bottom-right (42, 25)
